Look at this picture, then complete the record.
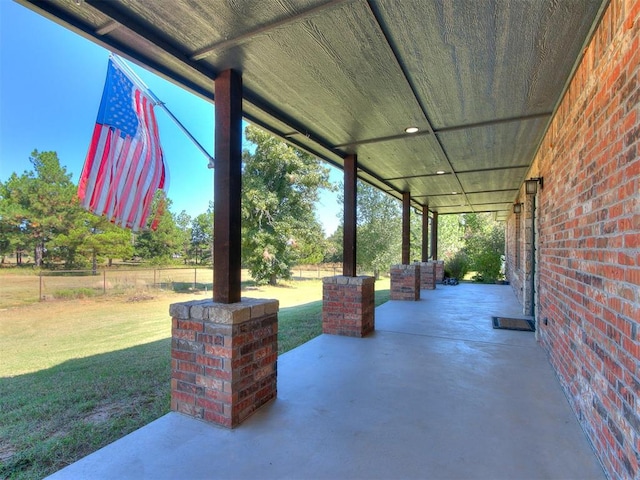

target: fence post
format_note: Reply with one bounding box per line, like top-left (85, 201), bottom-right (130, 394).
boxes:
top-left (153, 269), bottom-right (157, 289)
top-left (194, 268), bottom-right (197, 291)
top-left (103, 270), bottom-right (106, 295)
top-left (39, 271), bottom-right (43, 301)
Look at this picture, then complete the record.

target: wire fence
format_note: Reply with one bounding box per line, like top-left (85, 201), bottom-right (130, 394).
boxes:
top-left (36, 264), bottom-right (346, 301)
top-left (37, 267), bottom-right (213, 300)
top-left (292, 264), bottom-right (343, 280)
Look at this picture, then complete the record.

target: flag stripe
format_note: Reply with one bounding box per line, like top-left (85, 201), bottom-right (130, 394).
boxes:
top-left (131, 94), bottom-right (163, 228)
top-left (104, 135), bottom-right (133, 220)
top-left (89, 130), bottom-right (116, 214)
top-left (93, 131), bottom-right (120, 215)
top-left (78, 124), bottom-right (102, 203)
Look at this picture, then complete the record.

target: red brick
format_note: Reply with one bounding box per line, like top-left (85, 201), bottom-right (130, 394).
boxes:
top-left (171, 391), bottom-right (195, 405)
top-left (195, 355), bottom-right (222, 369)
top-left (172, 371), bottom-right (196, 384)
top-left (196, 397), bottom-right (224, 414)
top-left (203, 410), bottom-right (231, 427)
top-left (204, 345), bottom-right (232, 358)
top-left (177, 320), bottom-right (204, 332)
top-left (173, 329), bottom-right (196, 341)
top-left (171, 350), bottom-right (196, 362)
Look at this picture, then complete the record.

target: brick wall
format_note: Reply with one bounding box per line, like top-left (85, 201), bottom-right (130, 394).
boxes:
top-left (390, 264), bottom-right (420, 301)
top-left (416, 261), bottom-right (436, 290)
top-left (507, 1), bottom-right (640, 478)
top-left (322, 276), bottom-right (375, 337)
top-left (435, 260), bottom-right (445, 283)
top-left (170, 298), bottom-right (278, 428)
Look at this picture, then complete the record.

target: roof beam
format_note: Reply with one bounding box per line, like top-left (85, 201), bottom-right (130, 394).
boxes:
top-left (95, 20), bottom-right (119, 35)
top-left (456, 165), bottom-right (529, 175)
top-left (332, 129), bottom-right (431, 149)
top-left (191, 0), bottom-right (351, 61)
top-left (83, 0), bottom-right (217, 80)
top-left (333, 112), bottom-right (551, 149)
top-left (385, 172), bottom-right (452, 181)
top-left (465, 188), bottom-right (519, 195)
top-left (18, 0), bottom-right (216, 101)
top-left (433, 112), bottom-right (552, 134)
top-left (384, 165), bottom-right (527, 182)
top-left (413, 192), bottom-right (464, 199)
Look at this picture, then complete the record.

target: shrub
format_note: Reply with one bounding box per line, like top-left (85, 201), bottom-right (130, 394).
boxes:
top-left (446, 251), bottom-right (469, 279)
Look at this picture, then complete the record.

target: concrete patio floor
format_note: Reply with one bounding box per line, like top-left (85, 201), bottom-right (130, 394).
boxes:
top-left (48, 283), bottom-right (605, 480)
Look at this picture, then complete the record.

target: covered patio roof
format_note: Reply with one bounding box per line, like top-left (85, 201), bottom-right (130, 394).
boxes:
top-left (19, 0), bottom-right (607, 219)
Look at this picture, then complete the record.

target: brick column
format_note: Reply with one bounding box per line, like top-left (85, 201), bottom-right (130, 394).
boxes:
top-left (170, 298), bottom-right (278, 428)
top-left (435, 260), bottom-right (445, 283)
top-left (322, 276), bottom-right (375, 337)
top-left (390, 264), bottom-right (421, 301)
top-left (416, 261), bottom-right (436, 290)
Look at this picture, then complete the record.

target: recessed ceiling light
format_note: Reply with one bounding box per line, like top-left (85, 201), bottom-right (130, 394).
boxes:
top-left (405, 126), bottom-right (419, 133)
top-left (451, 191), bottom-right (458, 195)
top-left (436, 170), bottom-right (445, 175)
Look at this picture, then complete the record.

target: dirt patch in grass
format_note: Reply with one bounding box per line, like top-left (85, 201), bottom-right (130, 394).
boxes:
top-left (83, 400), bottom-right (136, 425)
top-left (126, 293), bottom-right (156, 302)
top-left (0, 444), bottom-right (17, 464)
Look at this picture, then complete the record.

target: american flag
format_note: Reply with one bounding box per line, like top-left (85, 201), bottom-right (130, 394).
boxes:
top-left (78, 58), bottom-right (166, 231)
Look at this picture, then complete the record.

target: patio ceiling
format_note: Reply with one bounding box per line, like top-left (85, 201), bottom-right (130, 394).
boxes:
top-left (19, 0), bottom-right (607, 220)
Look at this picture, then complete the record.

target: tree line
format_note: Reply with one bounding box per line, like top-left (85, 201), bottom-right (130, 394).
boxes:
top-left (0, 126), bottom-right (505, 283)
top-left (0, 126), bottom-right (333, 281)
top-left (0, 149), bottom-right (199, 270)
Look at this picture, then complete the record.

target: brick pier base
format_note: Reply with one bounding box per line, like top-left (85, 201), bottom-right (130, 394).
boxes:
top-left (416, 262), bottom-right (436, 290)
top-left (390, 264), bottom-right (421, 301)
top-left (322, 276), bottom-right (375, 337)
top-left (435, 260), bottom-right (445, 283)
top-left (169, 297), bottom-right (278, 428)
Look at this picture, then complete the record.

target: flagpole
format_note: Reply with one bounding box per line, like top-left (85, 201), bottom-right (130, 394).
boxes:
top-left (156, 103), bottom-right (215, 168)
top-left (110, 53), bottom-right (215, 168)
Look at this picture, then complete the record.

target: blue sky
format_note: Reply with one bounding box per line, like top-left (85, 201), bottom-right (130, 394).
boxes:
top-left (0, 1), bottom-right (341, 234)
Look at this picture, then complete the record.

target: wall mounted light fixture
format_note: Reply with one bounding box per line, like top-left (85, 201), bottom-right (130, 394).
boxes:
top-left (525, 177), bottom-right (543, 195)
top-left (513, 203), bottom-right (522, 214)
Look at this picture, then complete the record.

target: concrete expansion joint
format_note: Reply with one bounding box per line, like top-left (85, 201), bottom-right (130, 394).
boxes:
top-left (375, 327), bottom-right (541, 350)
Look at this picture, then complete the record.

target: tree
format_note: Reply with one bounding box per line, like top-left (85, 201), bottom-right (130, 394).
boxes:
top-left (0, 175), bottom-right (29, 264)
top-left (175, 210), bottom-right (193, 264)
top-left (241, 125), bottom-right (332, 285)
top-left (51, 212), bottom-right (133, 271)
top-left (438, 214), bottom-right (466, 261)
top-left (410, 210), bottom-right (423, 263)
top-left (190, 203), bottom-right (213, 265)
top-left (462, 213), bottom-right (505, 282)
top-left (0, 151), bottom-right (78, 267)
top-left (323, 225), bottom-right (343, 263)
top-left (354, 181), bottom-right (402, 278)
top-left (134, 193), bottom-right (180, 264)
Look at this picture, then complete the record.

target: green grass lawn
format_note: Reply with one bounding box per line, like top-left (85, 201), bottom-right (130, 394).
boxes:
top-left (0, 275), bottom-right (390, 480)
